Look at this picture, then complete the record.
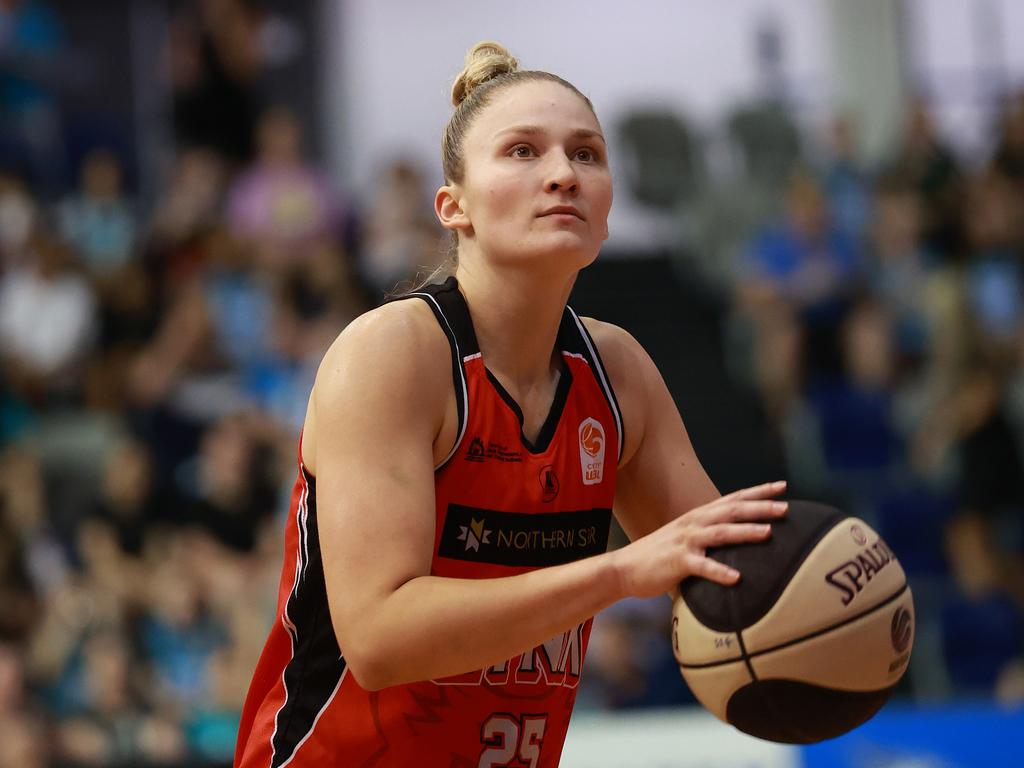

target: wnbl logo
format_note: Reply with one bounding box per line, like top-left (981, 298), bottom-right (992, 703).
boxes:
top-left (578, 418), bottom-right (605, 485)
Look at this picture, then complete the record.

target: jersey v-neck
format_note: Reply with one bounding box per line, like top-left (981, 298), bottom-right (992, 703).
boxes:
top-left (449, 279), bottom-right (575, 455)
top-left (484, 362), bottom-right (573, 454)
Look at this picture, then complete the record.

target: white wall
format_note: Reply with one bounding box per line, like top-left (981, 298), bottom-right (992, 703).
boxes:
top-left (322, 0), bottom-right (833, 195)
top-left (827, 0), bottom-right (907, 164)
top-left (561, 708), bottom-right (798, 767)
top-left (320, 0), bottom-right (1024, 246)
top-left (904, 0), bottom-right (1024, 160)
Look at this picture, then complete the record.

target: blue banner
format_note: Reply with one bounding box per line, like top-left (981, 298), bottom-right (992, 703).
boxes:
top-left (801, 702), bottom-right (1024, 768)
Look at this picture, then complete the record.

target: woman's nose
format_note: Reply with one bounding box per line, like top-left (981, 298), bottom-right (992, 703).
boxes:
top-left (545, 155), bottom-right (579, 193)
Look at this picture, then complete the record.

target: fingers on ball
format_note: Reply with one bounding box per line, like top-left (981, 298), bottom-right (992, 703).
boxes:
top-left (720, 499), bottom-right (787, 522)
top-left (702, 522), bottom-right (771, 546)
top-left (700, 557), bottom-right (741, 585)
top-left (728, 479), bottom-right (787, 501)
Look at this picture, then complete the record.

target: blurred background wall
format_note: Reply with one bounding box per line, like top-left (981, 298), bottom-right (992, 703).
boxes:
top-left (0, 1), bottom-right (1022, 766)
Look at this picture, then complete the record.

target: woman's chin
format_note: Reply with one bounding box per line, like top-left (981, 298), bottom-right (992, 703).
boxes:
top-left (519, 237), bottom-right (600, 268)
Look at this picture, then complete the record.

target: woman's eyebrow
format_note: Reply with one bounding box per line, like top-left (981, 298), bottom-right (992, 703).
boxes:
top-left (493, 125), bottom-right (606, 143)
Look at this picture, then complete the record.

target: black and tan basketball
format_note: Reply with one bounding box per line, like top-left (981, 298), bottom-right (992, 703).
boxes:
top-left (672, 500), bottom-right (914, 744)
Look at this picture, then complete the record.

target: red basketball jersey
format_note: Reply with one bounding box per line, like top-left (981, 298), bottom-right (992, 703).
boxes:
top-left (234, 278), bottom-right (623, 767)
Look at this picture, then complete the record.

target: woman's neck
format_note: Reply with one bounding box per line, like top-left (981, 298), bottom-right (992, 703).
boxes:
top-left (455, 261), bottom-right (575, 391)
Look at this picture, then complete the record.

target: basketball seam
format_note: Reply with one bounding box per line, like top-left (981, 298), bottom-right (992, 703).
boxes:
top-left (678, 582), bottom-right (909, 670)
top-left (735, 631), bottom-right (757, 681)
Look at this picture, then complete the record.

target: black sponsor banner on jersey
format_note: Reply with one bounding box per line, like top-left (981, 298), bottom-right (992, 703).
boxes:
top-left (438, 504), bottom-right (612, 567)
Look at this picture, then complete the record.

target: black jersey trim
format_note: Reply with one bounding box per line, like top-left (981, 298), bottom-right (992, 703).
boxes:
top-left (275, 671), bottom-right (347, 768)
top-left (398, 279), bottom-right (624, 465)
top-left (566, 308), bottom-right (624, 464)
top-left (270, 469), bottom-right (347, 767)
top-left (484, 359), bottom-right (573, 455)
top-left (294, 469), bottom-right (311, 593)
top-left (398, 282), bottom-right (470, 471)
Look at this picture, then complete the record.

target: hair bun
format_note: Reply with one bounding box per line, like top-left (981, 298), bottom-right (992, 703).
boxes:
top-left (451, 41), bottom-right (519, 107)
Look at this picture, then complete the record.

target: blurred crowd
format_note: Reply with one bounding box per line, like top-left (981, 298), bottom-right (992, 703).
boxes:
top-left (1, 1), bottom-right (1023, 765)
top-left (587, 93), bottom-right (1024, 714)
top-left (728, 96), bottom-right (1024, 706)
top-left (1, 1), bottom-right (442, 766)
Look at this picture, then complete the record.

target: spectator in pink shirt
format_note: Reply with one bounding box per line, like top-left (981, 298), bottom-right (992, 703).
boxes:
top-left (225, 106), bottom-right (341, 268)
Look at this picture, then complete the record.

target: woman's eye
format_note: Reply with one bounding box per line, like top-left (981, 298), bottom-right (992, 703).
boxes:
top-left (574, 148), bottom-right (596, 162)
top-left (511, 145), bottom-right (535, 158)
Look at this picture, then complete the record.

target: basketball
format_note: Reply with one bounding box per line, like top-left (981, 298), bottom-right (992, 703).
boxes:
top-left (672, 500), bottom-right (915, 744)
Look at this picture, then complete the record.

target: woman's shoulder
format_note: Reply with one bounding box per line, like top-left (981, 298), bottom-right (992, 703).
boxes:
top-left (338, 296), bottom-right (447, 351)
top-left (303, 297), bottom-right (457, 475)
top-left (577, 316), bottom-right (653, 401)
top-left (315, 297), bottom-right (453, 396)
top-left (578, 316), bottom-right (648, 376)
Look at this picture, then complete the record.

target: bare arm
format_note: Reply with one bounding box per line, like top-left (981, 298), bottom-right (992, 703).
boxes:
top-left (313, 305), bottom-right (785, 691)
top-left (586, 319), bottom-right (787, 592)
top-left (311, 302), bottom-right (627, 691)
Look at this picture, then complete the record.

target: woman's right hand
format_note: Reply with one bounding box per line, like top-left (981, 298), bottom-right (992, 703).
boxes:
top-left (610, 480), bottom-right (788, 600)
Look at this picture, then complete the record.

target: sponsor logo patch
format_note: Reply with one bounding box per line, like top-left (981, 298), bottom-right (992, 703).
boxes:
top-left (466, 437), bottom-right (486, 462)
top-left (464, 437), bottom-right (523, 464)
top-left (539, 465), bottom-right (560, 502)
top-left (438, 504), bottom-right (611, 567)
top-left (456, 517), bottom-right (492, 552)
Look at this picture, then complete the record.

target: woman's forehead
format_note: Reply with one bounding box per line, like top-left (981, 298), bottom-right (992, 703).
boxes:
top-left (472, 80), bottom-right (601, 143)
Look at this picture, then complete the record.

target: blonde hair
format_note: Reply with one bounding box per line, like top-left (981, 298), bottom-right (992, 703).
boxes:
top-left (400, 42), bottom-right (598, 291)
top-left (441, 41), bottom-right (596, 184)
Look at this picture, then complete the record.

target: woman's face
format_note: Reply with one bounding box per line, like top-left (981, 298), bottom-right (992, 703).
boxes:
top-left (443, 80), bottom-right (612, 273)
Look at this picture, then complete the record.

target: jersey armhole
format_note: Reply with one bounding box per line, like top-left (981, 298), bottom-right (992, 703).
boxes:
top-left (397, 291), bottom-right (469, 471)
top-left (566, 308), bottom-right (625, 466)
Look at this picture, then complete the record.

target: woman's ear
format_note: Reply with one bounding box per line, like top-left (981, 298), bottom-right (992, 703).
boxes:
top-left (435, 185), bottom-right (472, 234)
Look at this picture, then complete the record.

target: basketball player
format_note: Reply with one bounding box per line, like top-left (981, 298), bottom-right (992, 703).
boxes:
top-left (234, 42), bottom-right (788, 767)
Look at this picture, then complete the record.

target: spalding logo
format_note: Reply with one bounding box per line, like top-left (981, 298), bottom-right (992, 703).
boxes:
top-left (824, 539), bottom-right (895, 605)
top-left (890, 607), bottom-right (912, 653)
